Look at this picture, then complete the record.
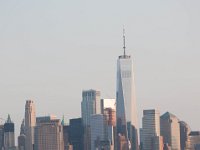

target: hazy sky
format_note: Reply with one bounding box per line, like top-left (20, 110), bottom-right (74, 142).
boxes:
top-left (0, 0), bottom-right (200, 136)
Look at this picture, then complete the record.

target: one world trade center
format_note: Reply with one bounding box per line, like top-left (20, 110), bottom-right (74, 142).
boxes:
top-left (116, 29), bottom-right (139, 150)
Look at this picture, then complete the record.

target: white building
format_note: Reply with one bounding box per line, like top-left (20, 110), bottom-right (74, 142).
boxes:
top-left (116, 30), bottom-right (138, 150)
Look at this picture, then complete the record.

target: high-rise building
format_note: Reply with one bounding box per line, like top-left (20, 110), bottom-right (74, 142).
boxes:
top-left (18, 120), bottom-right (26, 150)
top-left (63, 124), bottom-right (70, 150)
top-left (116, 29), bottom-right (138, 150)
top-left (104, 108), bottom-right (116, 127)
top-left (101, 99), bottom-right (116, 114)
top-left (160, 112), bottom-right (180, 150)
top-left (141, 109), bottom-right (163, 150)
top-left (101, 98), bottom-right (116, 127)
top-left (68, 118), bottom-right (84, 150)
top-left (179, 121), bottom-right (191, 150)
top-left (81, 89), bottom-right (101, 150)
top-left (81, 89), bottom-right (101, 126)
top-left (24, 100), bottom-right (36, 150)
top-left (90, 114), bottom-right (106, 150)
top-left (186, 131), bottom-right (200, 150)
top-left (0, 125), bottom-right (4, 150)
top-left (101, 99), bottom-right (116, 150)
top-left (34, 115), bottom-right (64, 150)
top-left (3, 115), bottom-right (15, 150)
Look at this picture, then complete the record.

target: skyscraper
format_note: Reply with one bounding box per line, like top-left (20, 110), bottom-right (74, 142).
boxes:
top-left (179, 121), bottom-right (191, 150)
top-left (101, 98), bottom-right (116, 126)
top-left (90, 114), bottom-right (106, 150)
top-left (160, 112), bottom-right (180, 150)
top-left (141, 109), bottom-right (163, 150)
top-left (116, 29), bottom-right (138, 150)
top-left (3, 115), bottom-right (15, 150)
top-left (24, 100), bottom-right (36, 150)
top-left (18, 120), bottom-right (26, 150)
top-left (68, 118), bottom-right (84, 150)
top-left (187, 131), bottom-right (200, 149)
top-left (34, 115), bottom-right (64, 150)
top-left (0, 124), bottom-right (4, 150)
top-left (81, 89), bottom-right (101, 150)
top-left (81, 89), bottom-right (101, 126)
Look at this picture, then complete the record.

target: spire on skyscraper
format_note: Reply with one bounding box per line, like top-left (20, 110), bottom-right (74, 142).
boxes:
top-left (6, 114), bottom-right (12, 123)
top-left (123, 27), bottom-right (126, 56)
top-left (20, 119), bottom-right (25, 135)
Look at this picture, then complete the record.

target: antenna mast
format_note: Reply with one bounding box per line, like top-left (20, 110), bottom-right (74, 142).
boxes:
top-left (123, 28), bottom-right (126, 56)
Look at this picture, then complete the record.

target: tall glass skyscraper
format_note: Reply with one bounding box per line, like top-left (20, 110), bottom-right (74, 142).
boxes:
top-left (81, 89), bottom-right (101, 150)
top-left (116, 30), bottom-right (138, 150)
top-left (141, 109), bottom-right (163, 150)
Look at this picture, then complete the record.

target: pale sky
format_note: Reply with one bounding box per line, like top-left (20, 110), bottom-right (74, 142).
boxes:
top-left (0, 0), bottom-right (200, 137)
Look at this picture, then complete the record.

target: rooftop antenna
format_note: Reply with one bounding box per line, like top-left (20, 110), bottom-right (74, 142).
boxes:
top-left (123, 27), bottom-right (126, 56)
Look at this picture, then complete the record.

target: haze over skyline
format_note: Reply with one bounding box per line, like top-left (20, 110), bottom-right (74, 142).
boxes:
top-left (0, 0), bottom-right (200, 136)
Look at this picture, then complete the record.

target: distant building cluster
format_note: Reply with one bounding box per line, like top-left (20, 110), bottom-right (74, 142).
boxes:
top-left (0, 34), bottom-right (199, 150)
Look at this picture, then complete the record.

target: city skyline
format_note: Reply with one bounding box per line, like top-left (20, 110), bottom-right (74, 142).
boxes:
top-left (0, 0), bottom-right (200, 138)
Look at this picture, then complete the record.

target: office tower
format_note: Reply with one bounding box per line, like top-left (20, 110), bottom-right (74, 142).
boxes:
top-left (24, 100), bottom-right (36, 150)
top-left (63, 124), bottom-right (70, 150)
top-left (101, 99), bottom-right (116, 125)
top-left (160, 112), bottom-right (180, 150)
top-left (104, 108), bottom-right (116, 127)
top-left (81, 89), bottom-right (101, 126)
top-left (90, 114), bottom-right (106, 150)
top-left (3, 115), bottom-right (15, 150)
top-left (81, 89), bottom-right (101, 150)
top-left (179, 121), bottom-right (191, 150)
top-left (116, 29), bottom-right (138, 150)
top-left (186, 131), bottom-right (200, 150)
top-left (68, 118), bottom-right (84, 150)
top-left (141, 109), bottom-right (163, 150)
top-left (18, 120), bottom-right (26, 150)
top-left (90, 114), bottom-right (114, 150)
top-left (101, 99), bottom-right (116, 150)
top-left (101, 99), bottom-right (116, 126)
top-left (34, 115), bottom-right (64, 150)
top-left (0, 125), bottom-right (4, 150)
